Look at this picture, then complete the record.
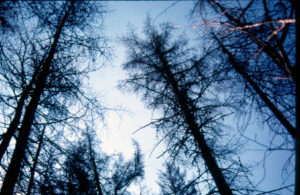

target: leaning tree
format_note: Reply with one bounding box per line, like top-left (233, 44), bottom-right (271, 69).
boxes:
top-left (0, 1), bottom-right (108, 193)
top-left (191, 0), bottom-right (296, 193)
top-left (122, 21), bottom-right (252, 195)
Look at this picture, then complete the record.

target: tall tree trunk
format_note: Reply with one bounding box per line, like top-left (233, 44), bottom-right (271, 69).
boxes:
top-left (0, 3), bottom-right (72, 193)
top-left (294, 5), bottom-right (299, 195)
top-left (207, 0), bottom-right (296, 84)
top-left (158, 53), bottom-right (233, 195)
top-left (214, 36), bottom-right (296, 139)
top-left (26, 126), bottom-right (45, 195)
top-left (0, 66), bottom-right (40, 164)
top-left (86, 131), bottom-right (103, 195)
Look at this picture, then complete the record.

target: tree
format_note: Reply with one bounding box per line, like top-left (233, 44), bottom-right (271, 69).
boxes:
top-left (0, 1), bottom-right (107, 193)
top-left (64, 143), bottom-right (98, 194)
top-left (158, 162), bottom-right (198, 195)
top-left (0, 52), bottom-right (41, 164)
top-left (106, 141), bottom-right (144, 195)
top-left (26, 125), bottom-right (45, 195)
top-left (0, 9), bottom-right (44, 163)
top-left (122, 21), bottom-right (251, 194)
top-left (32, 132), bottom-right (144, 195)
top-left (38, 147), bottom-right (60, 195)
top-left (191, 0), bottom-right (296, 192)
top-left (85, 128), bottom-right (104, 195)
top-left (193, 0), bottom-right (295, 137)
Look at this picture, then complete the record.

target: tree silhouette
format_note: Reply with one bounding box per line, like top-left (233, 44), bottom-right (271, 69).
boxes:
top-left (193, 0), bottom-right (295, 137)
top-left (64, 144), bottom-right (98, 194)
top-left (122, 20), bottom-right (251, 194)
top-left (0, 1), bottom-right (107, 193)
top-left (26, 125), bottom-right (45, 195)
top-left (33, 134), bottom-right (144, 195)
top-left (158, 162), bottom-right (198, 195)
top-left (107, 141), bottom-right (144, 195)
top-left (192, 0), bottom-right (296, 193)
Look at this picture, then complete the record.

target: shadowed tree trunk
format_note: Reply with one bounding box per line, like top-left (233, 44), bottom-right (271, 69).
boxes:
top-left (0, 66), bottom-right (40, 164)
top-left (86, 130), bottom-right (103, 195)
top-left (26, 126), bottom-right (45, 195)
top-left (295, 5), bottom-right (299, 195)
top-left (122, 22), bottom-right (236, 194)
top-left (193, 1), bottom-right (296, 193)
top-left (0, 2), bottom-right (73, 193)
top-left (158, 52), bottom-right (233, 195)
top-left (213, 35), bottom-right (296, 139)
top-left (205, 0), bottom-right (296, 83)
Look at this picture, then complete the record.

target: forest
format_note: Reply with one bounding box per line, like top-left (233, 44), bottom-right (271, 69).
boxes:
top-left (0, 0), bottom-right (296, 194)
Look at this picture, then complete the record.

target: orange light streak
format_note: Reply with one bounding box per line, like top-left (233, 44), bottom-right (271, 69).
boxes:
top-left (265, 76), bottom-right (292, 80)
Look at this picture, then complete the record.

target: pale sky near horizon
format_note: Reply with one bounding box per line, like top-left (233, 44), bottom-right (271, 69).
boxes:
top-left (89, 1), bottom-right (294, 194)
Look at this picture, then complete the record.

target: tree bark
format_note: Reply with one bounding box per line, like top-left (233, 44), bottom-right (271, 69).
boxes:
top-left (294, 5), bottom-right (299, 195)
top-left (214, 36), bottom-right (296, 139)
top-left (86, 132), bottom-right (103, 195)
top-left (0, 67), bottom-right (40, 164)
top-left (207, 0), bottom-right (296, 84)
top-left (0, 3), bottom-right (72, 193)
top-left (26, 126), bottom-right (45, 195)
top-left (158, 52), bottom-right (233, 195)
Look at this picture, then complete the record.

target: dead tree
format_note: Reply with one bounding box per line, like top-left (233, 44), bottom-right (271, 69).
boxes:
top-left (121, 21), bottom-right (250, 194)
top-left (192, 0), bottom-right (296, 193)
top-left (0, 1), bottom-right (107, 193)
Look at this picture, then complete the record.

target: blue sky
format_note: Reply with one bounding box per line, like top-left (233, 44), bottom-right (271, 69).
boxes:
top-left (90, 1), bottom-right (195, 193)
top-left (89, 1), bottom-right (294, 194)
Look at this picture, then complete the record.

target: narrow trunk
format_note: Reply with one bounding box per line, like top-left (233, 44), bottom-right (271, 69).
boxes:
top-left (294, 6), bottom-right (299, 195)
top-left (86, 133), bottom-right (103, 195)
top-left (158, 53), bottom-right (233, 195)
top-left (215, 36), bottom-right (296, 138)
top-left (93, 162), bottom-right (103, 195)
top-left (208, 0), bottom-right (296, 83)
top-left (0, 66), bottom-right (40, 163)
top-left (0, 3), bottom-right (72, 193)
top-left (0, 71), bottom-right (47, 194)
top-left (296, 117), bottom-right (299, 195)
top-left (26, 126), bottom-right (45, 195)
top-left (0, 89), bottom-right (29, 163)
